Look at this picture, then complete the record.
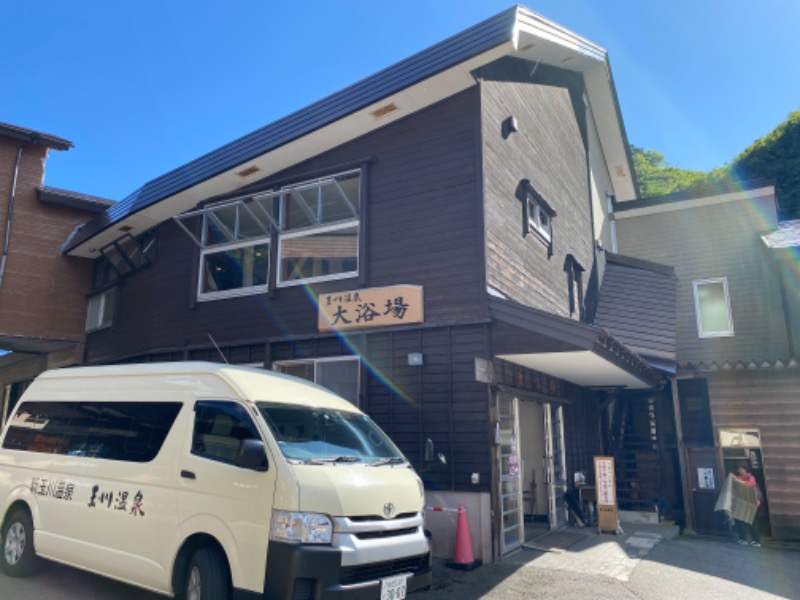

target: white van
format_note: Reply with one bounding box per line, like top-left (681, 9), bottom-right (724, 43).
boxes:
top-left (0, 362), bottom-right (431, 599)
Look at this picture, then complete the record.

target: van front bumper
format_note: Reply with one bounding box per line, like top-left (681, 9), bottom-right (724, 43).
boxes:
top-left (262, 541), bottom-right (432, 600)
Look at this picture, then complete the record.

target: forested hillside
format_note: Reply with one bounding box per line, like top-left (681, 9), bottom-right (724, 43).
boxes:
top-left (632, 110), bottom-right (800, 219)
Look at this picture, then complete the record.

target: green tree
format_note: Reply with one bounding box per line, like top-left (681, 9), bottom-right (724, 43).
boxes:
top-left (631, 145), bottom-right (708, 198)
top-left (730, 110), bottom-right (800, 219)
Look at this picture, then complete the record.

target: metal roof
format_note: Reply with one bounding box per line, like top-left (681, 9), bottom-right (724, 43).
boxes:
top-left (594, 252), bottom-right (677, 372)
top-left (762, 219), bottom-right (800, 249)
top-left (38, 186), bottom-right (115, 213)
top-left (0, 121), bottom-right (73, 151)
top-left (63, 5), bottom-right (635, 257)
top-left (63, 7), bottom-right (519, 253)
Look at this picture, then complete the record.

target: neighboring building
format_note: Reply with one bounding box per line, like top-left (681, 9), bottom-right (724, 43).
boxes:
top-left (60, 7), bottom-right (663, 562)
top-left (0, 122), bottom-right (113, 424)
top-left (613, 180), bottom-right (800, 540)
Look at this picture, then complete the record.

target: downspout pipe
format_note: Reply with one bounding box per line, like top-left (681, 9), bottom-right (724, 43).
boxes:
top-left (0, 144), bottom-right (25, 290)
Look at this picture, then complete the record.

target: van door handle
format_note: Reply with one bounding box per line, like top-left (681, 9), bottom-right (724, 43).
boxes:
top-left (181, 470), bottom-right (196, 480)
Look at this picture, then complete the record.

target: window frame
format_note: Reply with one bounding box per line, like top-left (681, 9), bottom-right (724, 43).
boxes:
top-left (272, 356), bottom-right (361, 407)
top-left (86, 287), bottom-right (117, 333)
top-left (277, 220), bottom-right (360, 288)
top-left (693, 277), bottom-right (735, 338)
top-left (276, 169), bottom-right (361, 287)
top-left (196, 236), bottom-right (271, 302)
top-left (527, 195), bottom-right (553, 243)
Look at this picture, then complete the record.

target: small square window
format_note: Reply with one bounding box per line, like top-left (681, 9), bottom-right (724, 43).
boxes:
top-left (527, 196), bottom-right (552, 242)
top-left (86, 288), bottom-right (116, 333)
top-left (693, 278), bottom-right (734, 338)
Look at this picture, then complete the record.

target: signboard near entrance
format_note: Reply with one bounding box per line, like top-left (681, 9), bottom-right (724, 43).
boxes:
top-left (594, 456), bottom-right (619, 534)
top-left (318, 285), bottom-right (423, 332)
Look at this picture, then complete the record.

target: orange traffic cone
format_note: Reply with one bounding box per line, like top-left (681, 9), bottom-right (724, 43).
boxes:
top-left (446, 502), bottom-right (482, 570)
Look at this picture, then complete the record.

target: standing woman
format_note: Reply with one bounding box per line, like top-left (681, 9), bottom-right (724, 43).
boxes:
top-left (735, 462), bottom-right (762, 547)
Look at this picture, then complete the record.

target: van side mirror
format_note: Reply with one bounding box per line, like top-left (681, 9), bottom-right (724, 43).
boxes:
top-left (236, 439), bottom-right (268, 471)
top-left (422, 438), bottom-right (447, 470)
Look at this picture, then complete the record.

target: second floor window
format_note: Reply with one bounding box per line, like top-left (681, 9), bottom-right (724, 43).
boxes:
top-left (175, 169), bottom-right (361, 301)
top-left (693, 277), bottom-right (734, 338)
top-left (278, 170), bottom-right (360, 286)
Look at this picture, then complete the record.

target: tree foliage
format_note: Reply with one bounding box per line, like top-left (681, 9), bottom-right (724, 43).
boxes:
top-left (630, 146), bottom-right (708, 198)
top-left (632, 110), bottom-right (800, 219)
top-left (729, 110), bottom-right (800, 219)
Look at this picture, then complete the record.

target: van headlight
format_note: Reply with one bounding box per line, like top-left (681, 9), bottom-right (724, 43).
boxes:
top-left (270, 511), bottom-right (332, 544)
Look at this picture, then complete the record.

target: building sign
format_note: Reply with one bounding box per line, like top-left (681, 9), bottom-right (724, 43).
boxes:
top-left (318, 285), bottom-right (423, 332)
top-left (494, 359), bottom-right (566, 399)
top-left (594, 456), bottom-right (618, 534)
top-left (697, 468), bottom-right (715, 490)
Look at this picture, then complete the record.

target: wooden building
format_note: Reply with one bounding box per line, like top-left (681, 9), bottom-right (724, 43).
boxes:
top-left (613, 181), bottom-right (800, 541)
top-left (59, 7), bottom-right (666, 562)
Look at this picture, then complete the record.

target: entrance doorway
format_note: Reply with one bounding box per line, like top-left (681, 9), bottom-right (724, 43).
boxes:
top-left (719, 429), bottom-right (771, 538)
top-left (497, 394), bottom-right (524, 554)
top-left (498, 393), bottom-right (568, 556)
top-left (544, 403), bottom-right (568, 529)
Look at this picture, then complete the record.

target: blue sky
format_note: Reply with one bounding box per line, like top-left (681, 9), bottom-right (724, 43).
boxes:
top-left (2, 1), bottom-right (799, 201)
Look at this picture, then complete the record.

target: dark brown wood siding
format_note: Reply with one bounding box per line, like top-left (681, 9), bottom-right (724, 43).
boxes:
top-left (84, 88), bottom-right (484, 364)
top-left (270, 324), bottom-right (493, 493)
top-left (707, 371), bottom-right (800, 540)
top-left (479, 59), bottom-right (594, 318)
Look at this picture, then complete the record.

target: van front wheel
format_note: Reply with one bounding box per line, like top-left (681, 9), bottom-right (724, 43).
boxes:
top-left (183, 547), bottom-right (230, 600)
top-left (2, 508), bottom-right (37, 577)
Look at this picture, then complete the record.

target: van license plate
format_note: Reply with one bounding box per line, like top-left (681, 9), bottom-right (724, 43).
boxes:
top-left (380, 574), bottom-right (408, 600)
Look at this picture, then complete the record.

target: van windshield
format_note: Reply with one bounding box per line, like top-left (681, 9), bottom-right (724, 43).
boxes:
top-left (257, 403), bottom-right (406, 466)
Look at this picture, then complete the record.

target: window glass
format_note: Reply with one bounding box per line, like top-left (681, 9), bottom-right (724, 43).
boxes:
top-left (277, 171), bottom-right (360, 285)
top-left (86, 288), bottom-right (116, 333)
top-left (279, 224), bottom-right (358, 283)
top-left (274, 358), bottom-right (359, 406)
top-left (282, 172), bottom-right (360, 233)
top-left (317, 360), bottom-right (359, 405)
top-left (694, 279), bottom-right (733, 337)
top-left (527, 196), bottom-right (552, 241)
top-left (192, 401), bottom-right (263, 465)
top-left (2, 401), bottom-right (182, 462)
top-left (201, 242), bottom-right (269, 295)
top-left (258, 403), bottom-right (403, 464)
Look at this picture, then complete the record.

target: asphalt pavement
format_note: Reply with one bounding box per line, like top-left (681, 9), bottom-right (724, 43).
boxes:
top-left (416, 524), bottom-right (800, 600)
top-left (2, 525), bottom-right (799, 599)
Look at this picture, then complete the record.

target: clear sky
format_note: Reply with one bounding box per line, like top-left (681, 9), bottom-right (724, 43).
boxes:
top-left (2, 0), bottom-right (798, 201)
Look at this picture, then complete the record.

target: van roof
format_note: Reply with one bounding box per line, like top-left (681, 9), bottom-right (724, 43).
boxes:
top-left (33, 362), bottom-right (358, 411)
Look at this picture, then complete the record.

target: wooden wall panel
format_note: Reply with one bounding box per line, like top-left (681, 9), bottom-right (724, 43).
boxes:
top-left (85, 88), bottom-right (484, 363)
top-left (615, 195), bottom-right (790, 366)
top-left (707, 371), bottom-right (800, 540)
top-left (479, 60), bottom-right (594, 319)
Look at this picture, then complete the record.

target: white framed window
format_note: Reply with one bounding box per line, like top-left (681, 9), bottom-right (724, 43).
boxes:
top-left (693, 277), bottom-right (734, 338)
top-left (527, 195), bottom-right (552, 242)
top-left (175, 168), bottom-right (361, 299)
top-left (273, 357), bottom-right (360, 406)
top-left (277, 170), bottom-right (360, 287)
top-left (86, 288), bottom-right (116, 333)
top-left (198, 239), bottom-right (270, 301)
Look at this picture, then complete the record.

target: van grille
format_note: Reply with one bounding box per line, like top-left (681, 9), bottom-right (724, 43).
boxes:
top-left (354, 527), bottom-right (418, 540)
top-left (339, 554), bottom-right (428, 585)
top-left (347, 512), bottom-right (417, 522)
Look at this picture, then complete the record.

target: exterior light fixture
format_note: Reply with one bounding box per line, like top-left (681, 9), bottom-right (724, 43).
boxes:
top-left (407, 353), bottom-right (424, 366)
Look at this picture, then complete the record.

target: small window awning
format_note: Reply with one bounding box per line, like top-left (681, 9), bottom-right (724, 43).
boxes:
top-left (489, 297), bottom-right (662, 390)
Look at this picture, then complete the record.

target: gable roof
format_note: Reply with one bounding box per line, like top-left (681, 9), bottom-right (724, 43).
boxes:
top-left (0, 121), bottom-right (73, 151)
top-left (38, 186), bottom-right (115, 213)
top-left (594, 253), bottom-right (677, 372)
top-left (63, 5), bottom-right (637, 257)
